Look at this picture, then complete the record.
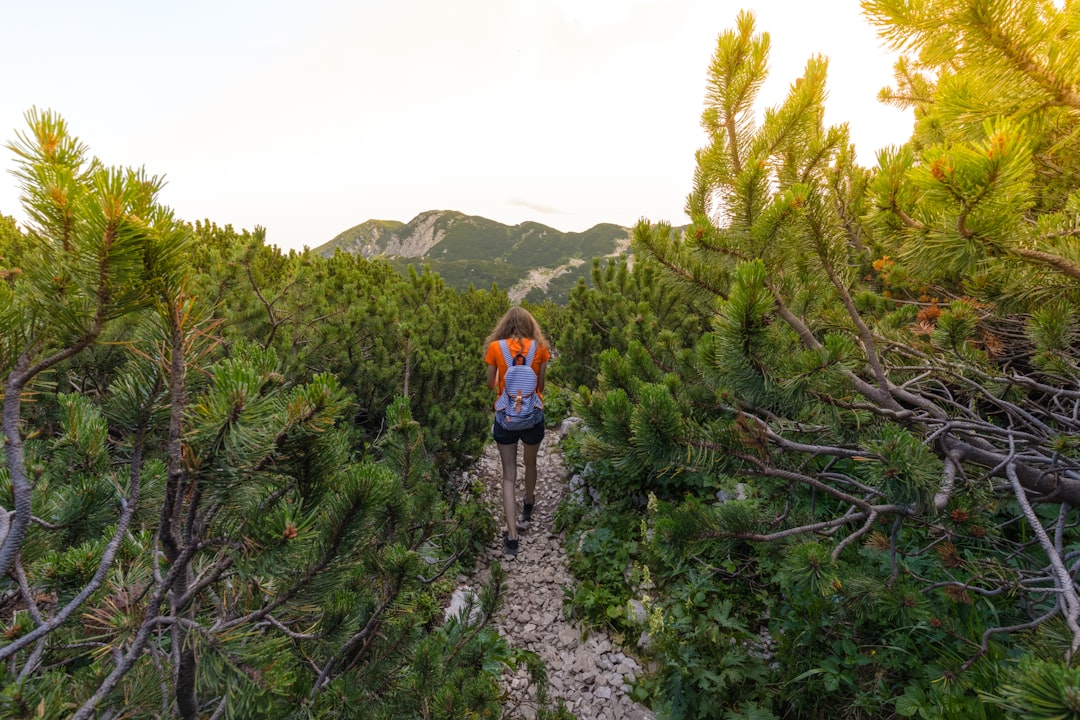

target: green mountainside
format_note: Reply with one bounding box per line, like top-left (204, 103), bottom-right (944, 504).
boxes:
top-left (314, 210), bottom-right (634, 302)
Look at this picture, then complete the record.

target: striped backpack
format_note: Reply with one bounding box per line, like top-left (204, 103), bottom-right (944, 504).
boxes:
top-left (494, 339), bottom-right (543, 431)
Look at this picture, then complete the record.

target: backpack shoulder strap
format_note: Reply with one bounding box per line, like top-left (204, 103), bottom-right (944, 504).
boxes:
top-left (523, 339), bottom-right (538, 365)
top-left (498, 339), bottom-right (516, 366)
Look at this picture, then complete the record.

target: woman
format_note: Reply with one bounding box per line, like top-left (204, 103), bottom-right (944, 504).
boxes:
top-left (484, 306), bottom-right (551, 556)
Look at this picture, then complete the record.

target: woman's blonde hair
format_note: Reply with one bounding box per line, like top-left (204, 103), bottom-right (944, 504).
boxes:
top-left (485, 306), bottom-right (547, 348)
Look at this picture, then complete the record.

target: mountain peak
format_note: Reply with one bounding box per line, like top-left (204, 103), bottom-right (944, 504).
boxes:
top-left (313, 210), bottom-right (633, 302)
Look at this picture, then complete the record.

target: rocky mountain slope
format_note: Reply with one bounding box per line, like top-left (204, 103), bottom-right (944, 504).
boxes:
top-left (314, 210), bottom-right (633, 303)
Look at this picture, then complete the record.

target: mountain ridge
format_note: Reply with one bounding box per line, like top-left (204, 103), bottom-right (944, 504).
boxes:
top-left (313, 210), bottom-right (633, 303)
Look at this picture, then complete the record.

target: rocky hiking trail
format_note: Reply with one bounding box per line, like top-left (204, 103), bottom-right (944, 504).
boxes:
top-left (455, 434), bottom-right (655, 720)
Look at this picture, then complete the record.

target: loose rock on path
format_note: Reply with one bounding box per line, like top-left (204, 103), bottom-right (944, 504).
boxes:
top-left (459, 433), bottom-right (655, 720)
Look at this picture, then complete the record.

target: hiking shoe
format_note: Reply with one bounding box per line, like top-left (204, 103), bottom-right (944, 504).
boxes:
top-left (522, 502), bottom-right (534, 523)
top-left (502, 532), bottom-right (519, 556)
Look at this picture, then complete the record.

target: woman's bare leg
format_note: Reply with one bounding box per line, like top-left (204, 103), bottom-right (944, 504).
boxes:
top-left (498, 441), bottom-right (519, 539)
top-left (523, 441), bottom-right (540, 507)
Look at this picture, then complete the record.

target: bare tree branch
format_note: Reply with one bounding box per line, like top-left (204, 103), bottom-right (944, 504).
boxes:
top-left (1007, 462), bottom-right (1080, 657)
top-left (0, 425), bottom-right (147, 662)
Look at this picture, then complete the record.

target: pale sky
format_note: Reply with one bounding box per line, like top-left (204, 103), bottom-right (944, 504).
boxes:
top-left (0, 0), bottom-right (911, 251)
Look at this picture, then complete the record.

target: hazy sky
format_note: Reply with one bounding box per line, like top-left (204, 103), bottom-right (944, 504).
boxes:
top-left (1, 0), bottom-right (912, 251)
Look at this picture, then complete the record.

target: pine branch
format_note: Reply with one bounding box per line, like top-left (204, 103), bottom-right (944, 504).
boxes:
top-left (311, 572), bottom-right (405, 695)
top-left (259, 615), bottom-right (323, 641)
top-left (0, 327), bottom-right (102, 578)
top-left (1013, 247), bottom-right (1080, 281)
top-left (70, 538), bottom-right (203, 720)
top-left (809, 216), bottom-right (894, 397)
top-left (968, 7), bottom-right (1080, 110)
top-left (999, 371), bottom-right (1080, 400)
top-left (416, 546), bottom-right (467, 585)
top-left (919, 580), bottom-right (1009, 598)
top-left (960, 609), bottom-right (1061, 673)
top-left (159, 298), bottom-right (188, 565)
top-left (1038, 227), bottom-right (1080, 241)
top-left (1006, 461), bottom-right (1080, 656)
top-left (0, 423), bottom-right (147, 663)
top-left (934, 452), bottom-right (963, 511)
top-left (175, 554), bottom-right (234, 610)
top-left (716, 512), bottom-right (871, 542)
top-left (765, 276), bottom-right (921, 415)
top-left (207, 697), bottom-right (229, 720)
top-left (888, 202), bottom-right (927, 231)
top-left (731, 449), bottom-right (886, 513)
top-left (761, 423), bottom-right (873, 459)
top-left (942, 432), bottom-right (1080, 503)
top-left (216, 481), bottom-right (372, 633)
top-left (831, 512), bottom-right (878, 562)
top-left (13, 556), bottom-right (45, 683)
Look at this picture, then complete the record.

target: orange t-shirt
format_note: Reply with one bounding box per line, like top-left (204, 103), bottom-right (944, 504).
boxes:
top-left (485, 338), bottom-right (551, 398)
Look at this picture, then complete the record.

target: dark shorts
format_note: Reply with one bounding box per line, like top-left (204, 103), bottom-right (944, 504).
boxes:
top-left (492, 415), bottom-right (545, 446)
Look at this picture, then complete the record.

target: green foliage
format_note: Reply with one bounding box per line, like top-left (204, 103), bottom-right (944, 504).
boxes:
top-left (553, 4), bottom-right (1080, 719)
top-left (390, 256), bottom-right (524, 294)
top-left (1, 108), bottom-right (188, 379)
top-left (864, 426), bottom-right (943, 508)
top-left (550, 253), bottom-right (707, 393)
top-left (11, 2), bottom-right (1080, 717)
top-left (5, 342), bottom-right (510, 718)
top-left (0, 113), bottom-right (534, 720)
top-left (985, 657), bottom-right (1080, 719)
top-left (186, 222), bottom-right (503, 468)
top-left (562, 514), bottom-right (642, 634)
top-left (0, 213), bottom-right (28, 270)
top-left (1028, 303), bottom-right (1079, 380)
top-left (641, 567), bottom-right (773, 720)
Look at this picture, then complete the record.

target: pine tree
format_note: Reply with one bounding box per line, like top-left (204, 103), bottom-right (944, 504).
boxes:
top-left (552, 254), bottom-right (707, 393)
top-left (565, 4), bottom-right (1080, 716)
top-left (185, 223), bottom-right (503, 467)
top-left (865, 0), bottom-right (1080, 303)
top-left (0, 112), bottom-right (515, 719)
top-left (1, 107), bottom-right (188, 582)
